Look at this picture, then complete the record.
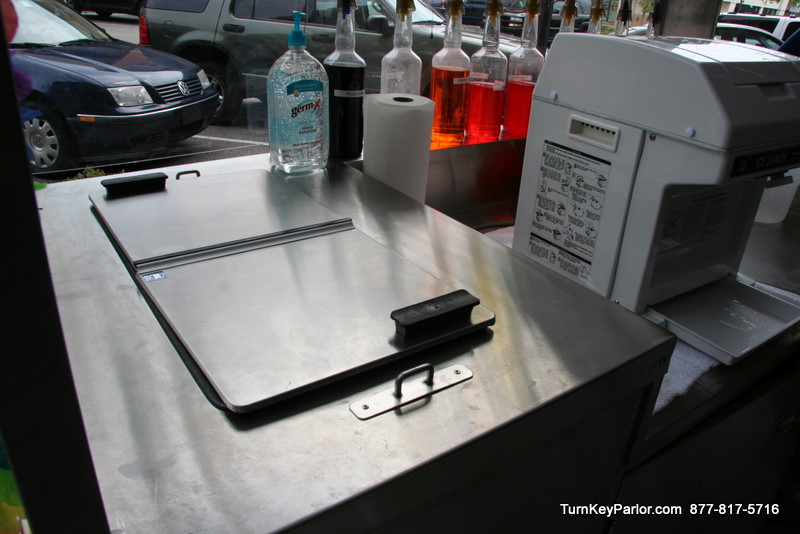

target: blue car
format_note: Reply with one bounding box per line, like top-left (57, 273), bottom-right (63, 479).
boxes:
top-left (9, 0), bottom-right (219, 171)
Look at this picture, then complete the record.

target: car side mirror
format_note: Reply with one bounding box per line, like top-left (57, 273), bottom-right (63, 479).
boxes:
top-left (367, 15), bottom-right (394, 36)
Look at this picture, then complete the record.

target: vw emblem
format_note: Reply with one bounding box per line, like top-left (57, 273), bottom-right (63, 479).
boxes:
top-left (177, 80), bottom-right (190, 96)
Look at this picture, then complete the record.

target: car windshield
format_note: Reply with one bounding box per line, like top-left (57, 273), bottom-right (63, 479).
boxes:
top-left (398, 0), bottom-right (443, 23)
top-left (10, 0), bottom-right (112, 47)
top-left (552, 0), bottom-right (588, 14)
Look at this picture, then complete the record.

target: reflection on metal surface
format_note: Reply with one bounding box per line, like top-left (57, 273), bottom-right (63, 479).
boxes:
top-left (425, 139), bottom-right (525, 230)
top-left (346, 138), bottom-right (527, 231)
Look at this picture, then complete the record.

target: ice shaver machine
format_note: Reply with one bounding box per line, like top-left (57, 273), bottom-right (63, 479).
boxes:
top-left (513, 34), bottom-right (800, 365)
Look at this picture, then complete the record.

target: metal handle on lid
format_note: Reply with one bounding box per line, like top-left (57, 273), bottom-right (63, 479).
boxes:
top-left (175, 170), bottom-right (201, 180)
top-left (394, 363), bottom-right (434, 398)
top-left (351, 364), bottom-right (473, 420)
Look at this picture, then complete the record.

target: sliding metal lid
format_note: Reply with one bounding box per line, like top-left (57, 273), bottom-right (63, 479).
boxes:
top-left (90, 169), bottom-right (342, 266)
top-left (90, 170), bottom-right (495, 412)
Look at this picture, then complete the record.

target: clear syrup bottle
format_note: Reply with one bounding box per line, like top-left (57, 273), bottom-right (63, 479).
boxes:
top-left (464, 0), bottom-right (507, 144)
top-left (324, 0), bottom-right (366, 159)
top-left (430, 0), bottom-right (470, 149)
top-left (501, 0), bottom-right (544, 140)
top-left (588, 0), bottom-right (604, 34)
top-left (646, 1), bottom-right (663, 39)
top-left (380, 0), bottom-right (422, 94)
top-left (267, 11), bottom-right (329, 173)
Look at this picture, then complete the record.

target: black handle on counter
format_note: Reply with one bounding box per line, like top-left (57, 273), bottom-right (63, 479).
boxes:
top-left (101, 172), bottom-right (167, 198)
top-left (390, 289), bottom-right (480, 338)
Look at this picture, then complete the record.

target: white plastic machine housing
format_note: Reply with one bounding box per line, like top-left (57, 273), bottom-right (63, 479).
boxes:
top-left (512, 34), bottom-right (800, 364)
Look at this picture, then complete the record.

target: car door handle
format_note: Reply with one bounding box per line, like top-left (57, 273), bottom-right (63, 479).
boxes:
top-left (310, 34), bottom-right (335, 43)
top-left (223, 23), bottom-right (245, 33)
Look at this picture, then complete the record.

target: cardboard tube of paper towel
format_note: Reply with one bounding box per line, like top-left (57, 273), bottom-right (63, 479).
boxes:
top-left (363, 94), bottom-right (434, 203)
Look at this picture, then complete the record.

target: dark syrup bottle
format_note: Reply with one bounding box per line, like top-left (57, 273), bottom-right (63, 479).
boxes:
top-left (323, 0), bottom-right (366, 159)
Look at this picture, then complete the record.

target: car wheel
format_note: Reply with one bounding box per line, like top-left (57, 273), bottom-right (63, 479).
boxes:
top-left (22, 103), bottom-right (75, 171)
top-left (61, 0), bottom-right (79, 11)
top-left (94, 9), bottom-right (113, 18)
top-left (196, 59), bottom-right (243, 125)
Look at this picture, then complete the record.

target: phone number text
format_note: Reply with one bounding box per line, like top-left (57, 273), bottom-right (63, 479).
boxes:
top-left (690, 504), bottom-right (780, 515)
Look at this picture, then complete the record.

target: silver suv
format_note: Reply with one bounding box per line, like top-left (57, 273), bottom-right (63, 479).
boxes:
top-left (140, 0), bottom-right (520, 123)
top-left (717, 13), bottom-right (800, 42)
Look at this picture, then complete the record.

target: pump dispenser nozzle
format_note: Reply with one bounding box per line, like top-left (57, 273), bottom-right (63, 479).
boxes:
top-left (288, 11), bottom-right (307, 47)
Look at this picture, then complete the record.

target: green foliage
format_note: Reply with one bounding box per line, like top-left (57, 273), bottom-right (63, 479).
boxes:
top-left (638, 0), bottom-right (655, 13)
top-left (67, 167), bottom-right (107, 180)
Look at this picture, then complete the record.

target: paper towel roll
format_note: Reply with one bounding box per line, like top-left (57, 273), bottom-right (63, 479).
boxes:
top-left (363, 94), bottom-right (434, 203)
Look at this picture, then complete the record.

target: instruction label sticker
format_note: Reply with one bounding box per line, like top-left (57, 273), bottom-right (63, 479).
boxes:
top-left (525, 141), bottom-right (611, 282)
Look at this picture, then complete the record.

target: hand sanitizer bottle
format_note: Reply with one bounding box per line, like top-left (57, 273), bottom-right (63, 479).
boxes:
top-left (267, 11), bottom-right (329, 173)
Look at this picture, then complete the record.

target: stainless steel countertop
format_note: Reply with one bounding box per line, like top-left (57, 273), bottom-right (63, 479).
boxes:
top-left (36, 154), bottom-right (674, 533)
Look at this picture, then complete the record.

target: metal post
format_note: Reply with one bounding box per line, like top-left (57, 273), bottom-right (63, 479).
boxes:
top-left (0, 17), bottom-right (110, 534)
top-left (659, 0), bottom-right (725, 38)
top-left (537, 0), bottom-right (554, 54)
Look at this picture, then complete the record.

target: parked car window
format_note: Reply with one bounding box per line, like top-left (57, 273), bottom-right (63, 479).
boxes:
top-left (314, 1), bottom-right (391, 28)
top-left (714, 25), bottom-right (783, 50)
top-left (752, 19), bottom-right (778, 33)
top-left (553, 0), bottom-right (590, 15)
top-left (784, 22), bottom-right (800, 41)
top-left (252, 0), bottom-right (293, 21)
top-left (745, 34), bottom-right (780, 49)
top-left (231, 0), bottom-right (254, 19)
top-left (231, 0), bottom-right (392, 28)
top-left (12, 0), bottom-right (111, 45)
top-left (313, 1), bottom-right (340, 26)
